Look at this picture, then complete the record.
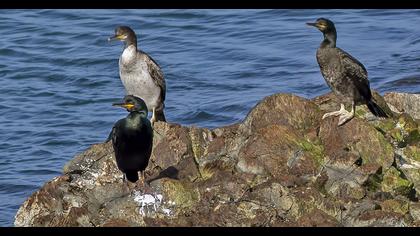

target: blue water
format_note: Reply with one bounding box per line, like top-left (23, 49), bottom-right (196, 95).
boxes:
top-left (0, 9), bottom-right (419, 226)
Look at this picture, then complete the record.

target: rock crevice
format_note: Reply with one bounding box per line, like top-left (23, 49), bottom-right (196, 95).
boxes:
top-left (14, 92), bottom-right (420, 227)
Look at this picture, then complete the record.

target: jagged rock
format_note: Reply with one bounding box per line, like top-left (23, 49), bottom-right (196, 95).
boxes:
top-left (318, 105), bottom-right (394, 202)
top-left (384, 92), bottom-right (420, 120)
top-left (313, 91), bottom-right (394, 121)
top-left (351, 210), bottom-right (409, 227)
top-left (14, 92), bottom-right (420, 227)
top-left (379, 199), bottom-right (410, 215)
top-left (297, 209), bottom-right (342, 227)
top-left (241, 93), bottom-right (322, 133)
top-left (410, 202), bottom-right (420, 222)
top-left (396, 144), bottom-right (420, 196)
top-left (380, 166), bottom-right (414, 198)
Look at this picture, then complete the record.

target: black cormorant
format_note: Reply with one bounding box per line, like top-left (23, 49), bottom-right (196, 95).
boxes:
top-left (109, 26), bottom-right (166, 125)
top-left (109, 95), bottom-right (153, 186)
top-left (307, 18), bottom-right (388, 126)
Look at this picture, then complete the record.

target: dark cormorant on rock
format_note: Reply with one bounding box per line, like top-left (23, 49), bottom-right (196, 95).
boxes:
top-left (109, 95), bottom-right (153, 187)
top-left (307, 18), bottom-right (388, 126)
top-left (109, 26), bottom-right (166, 125)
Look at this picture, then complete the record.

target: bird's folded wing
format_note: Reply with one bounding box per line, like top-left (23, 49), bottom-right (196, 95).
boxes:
top-left (143, 51), bottom-right (166, 103)
top-left (338, 48), bottom-right (372, 99)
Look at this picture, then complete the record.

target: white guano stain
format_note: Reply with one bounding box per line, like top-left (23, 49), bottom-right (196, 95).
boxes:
top-left (133, 191), bottom-right (173, 216)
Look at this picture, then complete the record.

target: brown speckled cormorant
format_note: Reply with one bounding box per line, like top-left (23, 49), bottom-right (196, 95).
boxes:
top-left (109, 95), bottom-right (153, 187)
top-left (109, 26), bottom-right (166, 125)
top-left (307, 18), bottom-right (388, 126)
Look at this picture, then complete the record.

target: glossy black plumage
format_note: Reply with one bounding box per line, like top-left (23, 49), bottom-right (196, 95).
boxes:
top-left (108, 95), bottom-right (153, 183)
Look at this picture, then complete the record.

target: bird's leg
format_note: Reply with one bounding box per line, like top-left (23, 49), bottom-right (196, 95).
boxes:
top-left (337, 101), bottom-right (355, 126)
top-left (122, 173), bottom-right (138, 192)
top-left (150, 107), bottom-right (156, 126)
top-left (141, 171), bottom-right (145, 188)
top-left (322, 103), bottom-right (355, 126)
top-left (137, 171), bottom-right (154, 193)
top-left (322, 104), bottom-right (346, 119)
top-left (122, 174), bottom-right (132, 193)
top-left (134, 171), bottom-right (145, 190)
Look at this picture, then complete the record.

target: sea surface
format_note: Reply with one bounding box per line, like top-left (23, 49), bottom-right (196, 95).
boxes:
top-left (0, 9), bottom-right (419, 226)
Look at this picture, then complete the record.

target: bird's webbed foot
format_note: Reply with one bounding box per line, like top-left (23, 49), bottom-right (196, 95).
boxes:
top-left (337, 110), bottom-right (354, 126)
top-left (322, 104), bottom-right (346, 119)
top-left (135, 171), bottom-right (153, 193)
top-left (322, 103), bottom-right (355, 126)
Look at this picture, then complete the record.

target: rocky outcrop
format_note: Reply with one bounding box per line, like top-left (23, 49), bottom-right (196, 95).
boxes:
top-left (15, 92), bottom-right (420, 227)
top-left (384, 92), bottom-right (420, 120)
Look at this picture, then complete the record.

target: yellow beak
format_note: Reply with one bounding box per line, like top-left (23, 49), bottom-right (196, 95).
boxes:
top-left (108, 34), bottom-right (126, 41)
top-left (112, 103), bottom-right (135, 110)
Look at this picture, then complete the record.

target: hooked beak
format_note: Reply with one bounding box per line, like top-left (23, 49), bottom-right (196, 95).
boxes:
top-left (108, 34), bottom-right (125, 42)
top-left (112, 102), bottom-right (135, 110)
top-left (306, 22), bottom-right (318, 27)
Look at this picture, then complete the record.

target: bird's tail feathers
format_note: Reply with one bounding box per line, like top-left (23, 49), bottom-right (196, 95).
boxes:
top-left (367, 100), bottom-right (388, 118)
top-left (125, 172), bottom-right (139, 183)
top-left (155, 109), bottom-right (166, 122)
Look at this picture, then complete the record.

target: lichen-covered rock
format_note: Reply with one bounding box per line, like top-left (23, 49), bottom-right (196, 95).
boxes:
top-left (384, 92), bottom-right (420, 120)
top-left (313, 91), bottom-right (393, 122)
top-left (14, 92), bottom-right (420, 227)
top-left (297, 209), bottom-right (342, 227)
top-left (241, 93), bottom-right (322, 133)
top-left (410, 202), bottom-right (420, 222)
top-left (395, 144), bottom-right (420, 196)
top-left (351, 210), bottom-right (409, 227)
top-left (379, 199), bottom-right (410, 215)
top-left (319, 109), bottom-right (394, 170)
top-left (318, 111), bottom-right (395, 202)
top-left (236, 124), bottom-right (324, 181)
top-left (381, 166), bottom-right (414, 198)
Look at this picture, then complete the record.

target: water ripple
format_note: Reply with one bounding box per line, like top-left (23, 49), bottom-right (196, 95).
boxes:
top-left (0, 9), bottom-right (419, 226)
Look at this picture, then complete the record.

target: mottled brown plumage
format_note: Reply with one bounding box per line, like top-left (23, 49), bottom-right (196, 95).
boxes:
top-left (307, 18), bottom-right (387, 126)
top-left (109, 26), bottom-right (166, 124)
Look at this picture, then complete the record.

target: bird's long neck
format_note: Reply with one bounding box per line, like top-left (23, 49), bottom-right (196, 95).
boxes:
top-left (122, 35), bottom-right (138, 63)
top-left (124, 34), bottom-right (137, 50)
top-left (321, 30), bottom-right (337, 48)
top-left (125, 111), bottom-right (146, 129)
top-left (121, 44), bottom-right (137, 64)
